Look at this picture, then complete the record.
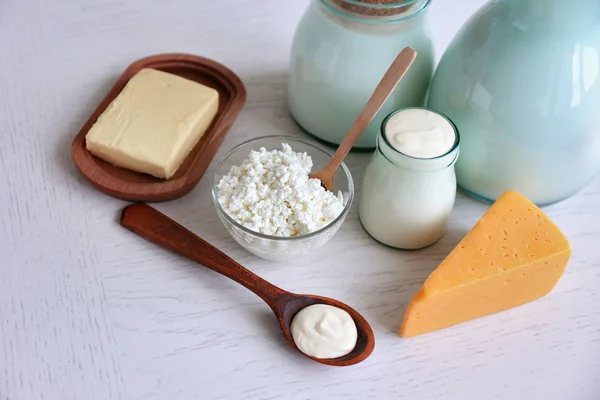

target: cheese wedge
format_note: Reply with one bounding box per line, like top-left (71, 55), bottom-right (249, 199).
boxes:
top-left (86, 68), bottom-right (219, 179)
top-left (400, 191), bottom-right (571, 337)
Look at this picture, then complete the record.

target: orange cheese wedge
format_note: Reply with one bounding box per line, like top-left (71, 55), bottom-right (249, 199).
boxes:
top-left (399, 191), bottom-right (571, 337)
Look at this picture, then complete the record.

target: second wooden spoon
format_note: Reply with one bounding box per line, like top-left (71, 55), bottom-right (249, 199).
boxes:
top-left (120, 203), bottom-right (375, 367)
top-left (310, 46), bottom-right (417, 192)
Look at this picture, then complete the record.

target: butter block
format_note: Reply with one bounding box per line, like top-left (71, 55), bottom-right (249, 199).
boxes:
top-left (85, 68), bottom-right (219, 179)
top-left (400, 191), bottom-right (572, 337)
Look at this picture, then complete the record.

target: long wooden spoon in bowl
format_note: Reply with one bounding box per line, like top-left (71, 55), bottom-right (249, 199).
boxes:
top-left (310, 46), bottom-right (417, 192)
top-left (120, 203), bottom-right (375, 367)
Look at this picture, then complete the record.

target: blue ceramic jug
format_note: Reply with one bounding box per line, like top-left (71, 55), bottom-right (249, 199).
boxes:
top-left (428, 0), bottom-right (600, 205)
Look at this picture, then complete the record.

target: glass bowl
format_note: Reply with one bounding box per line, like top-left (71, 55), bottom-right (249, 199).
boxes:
top-left (210, 135), bottom-right (354, 261)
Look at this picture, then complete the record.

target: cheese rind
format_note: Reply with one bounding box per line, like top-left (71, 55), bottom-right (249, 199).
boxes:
top-left (399, 191), bottom-right (572, 337)
top-left (85, 68), bottom-right (219, 179)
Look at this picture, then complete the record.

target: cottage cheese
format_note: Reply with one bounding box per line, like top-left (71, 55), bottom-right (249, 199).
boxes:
top-left (216, 143), bottom-right (344, 237)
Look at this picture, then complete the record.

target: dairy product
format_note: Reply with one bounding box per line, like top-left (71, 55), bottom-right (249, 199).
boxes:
top-left (359, 108), bottom-right (459, 249)
top-left (385, 108), bottom-right (456, 158)
top-left (291, 304), bottom-right (358, 359)
top-left (400, 191), bottom-right (572, 337)
top-left (216, 143), bottom-right (344, 237)
top-left (86, 68), bottom-right (219, 179)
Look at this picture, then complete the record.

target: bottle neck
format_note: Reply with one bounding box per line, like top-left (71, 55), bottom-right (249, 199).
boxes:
top-left (376, 108), bottom-right (460, 173)
top-left (320, 0), bottom-right (431, 23)
top-left (377, 131), bottom-right (459, 173)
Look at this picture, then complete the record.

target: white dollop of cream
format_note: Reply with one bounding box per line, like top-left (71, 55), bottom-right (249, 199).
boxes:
top-left (385, 108), bottom-right (456, 159)
top-left (290, 304), bottom-right (358, 359)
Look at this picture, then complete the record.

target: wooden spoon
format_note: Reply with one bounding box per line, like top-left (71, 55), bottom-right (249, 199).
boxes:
top-left (120, 203), bottom-right (375, 367)
top-left (310, 46), bottom-right (417, 191)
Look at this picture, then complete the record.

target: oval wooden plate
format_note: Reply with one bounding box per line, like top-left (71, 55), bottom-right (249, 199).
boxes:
top-left (71, 53), bottom-right (247, 202)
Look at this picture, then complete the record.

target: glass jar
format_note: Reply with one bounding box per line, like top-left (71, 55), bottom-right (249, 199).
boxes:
top-left (289, 0), bottom-right (435, 149)
top-left (359, 108), bottom-right (460, 250)
top-left (427, 0), bottom-right (600, 206)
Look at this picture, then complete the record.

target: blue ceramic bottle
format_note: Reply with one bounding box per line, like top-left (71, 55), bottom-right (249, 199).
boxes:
top-left (428, 0), bottom-right (600, 205)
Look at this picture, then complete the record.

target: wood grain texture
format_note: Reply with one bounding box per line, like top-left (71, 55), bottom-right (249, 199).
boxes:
top-left (71, 53), bottom-right (247, 202)
top-left (1, 0), bottom-right (599, 399)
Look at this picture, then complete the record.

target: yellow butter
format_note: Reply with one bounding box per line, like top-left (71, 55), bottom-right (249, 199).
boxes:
top-left (86, 68), bottom-right (219, 179)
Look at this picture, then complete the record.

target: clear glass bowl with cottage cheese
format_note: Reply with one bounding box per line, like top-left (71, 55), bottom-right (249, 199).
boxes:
top-left (211, 136), bottom-right (354, 261)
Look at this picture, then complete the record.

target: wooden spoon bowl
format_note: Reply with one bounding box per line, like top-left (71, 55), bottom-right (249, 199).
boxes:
top-left (275, 293), bottom-right (374, 365)
top-left (120, 203), bottom-right (375, 367)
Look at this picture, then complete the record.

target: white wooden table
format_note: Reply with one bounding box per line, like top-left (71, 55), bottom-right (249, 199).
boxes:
top-left (2, 1), bottom-right (599, 399)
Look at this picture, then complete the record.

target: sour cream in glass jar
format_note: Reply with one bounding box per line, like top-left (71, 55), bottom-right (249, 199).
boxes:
top-left (359, 108), bottom-right (460, 249)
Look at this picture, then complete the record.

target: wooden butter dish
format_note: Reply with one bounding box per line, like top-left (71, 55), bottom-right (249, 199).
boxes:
top-left (71, 53), bottom-right (246, 202)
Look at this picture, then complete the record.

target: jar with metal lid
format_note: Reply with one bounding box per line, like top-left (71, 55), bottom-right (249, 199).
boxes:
top-left (359, 108), bottom-right (460, 250)
top-left (289, 0), bottom-right (435, 149)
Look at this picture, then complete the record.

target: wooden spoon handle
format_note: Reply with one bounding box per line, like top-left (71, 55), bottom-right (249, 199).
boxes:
top-left (322, 47), bottom-right (417, 175)
top-left (120, 203), bottom-right (289, 307)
